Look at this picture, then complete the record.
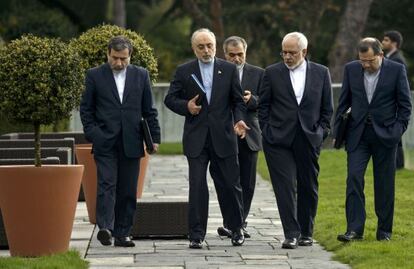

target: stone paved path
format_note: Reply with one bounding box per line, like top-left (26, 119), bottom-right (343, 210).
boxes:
top-left (0, 155), bottom-right (350, 268)
top-left (85, 155), bottom-right (350, 269)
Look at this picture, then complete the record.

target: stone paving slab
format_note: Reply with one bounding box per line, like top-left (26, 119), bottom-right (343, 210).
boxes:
top-left (85, 155), bottom-right (350, 269)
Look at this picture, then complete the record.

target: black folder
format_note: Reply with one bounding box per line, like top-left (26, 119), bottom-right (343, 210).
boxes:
top-left (187, 74), bottom-right (206, 105)
top-left (334, 108), bottom-right (351, 149)
top-left (141, 118), bottom-right (155, 154)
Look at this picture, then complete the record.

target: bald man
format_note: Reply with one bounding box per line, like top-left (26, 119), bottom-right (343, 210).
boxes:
top-left (164, 28), bottom-right (249, 249)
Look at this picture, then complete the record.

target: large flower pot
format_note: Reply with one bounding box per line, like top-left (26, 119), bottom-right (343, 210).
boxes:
top-left (75, 144), bottom-right (97, 224)
top-left (75, 145), bottom-right (149, 224)
top-left (137, 152), bottom-right (150, 199)
top-left (0, 165), bottom-right (83, 257)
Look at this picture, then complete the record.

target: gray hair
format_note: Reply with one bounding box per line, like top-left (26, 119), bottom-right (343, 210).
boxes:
top-left (108, 36), bottom-right (133, 55)
top-left (358, 37), bottom-right (383, 55)
top-left (223, 36), bottom-right (247, 53)
top-left (282, 32), bottom-right (308, 50)
top-left (191, 28), bottom-right (216, 45)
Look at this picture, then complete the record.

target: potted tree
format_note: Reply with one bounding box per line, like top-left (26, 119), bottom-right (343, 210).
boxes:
top-left (69, 24), bottom-right (158, 223)
top-left (0, 35), bottom-right (84, 256)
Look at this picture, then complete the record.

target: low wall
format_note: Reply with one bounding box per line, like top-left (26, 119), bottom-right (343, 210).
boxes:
top-left (70, 84), bottom-right (414, 170)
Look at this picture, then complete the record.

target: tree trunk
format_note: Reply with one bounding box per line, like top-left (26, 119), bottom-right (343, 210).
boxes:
top-left (328, 0), bottom-right (374, 83)
top-left (210, 0), bottom-right (224, 58)
top-left (113, 0), bottom-right (126, 28)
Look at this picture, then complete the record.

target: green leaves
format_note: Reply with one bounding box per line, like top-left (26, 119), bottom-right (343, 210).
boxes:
top-left (0, 34), bottom-right (84, 126)
top-left (69, 24), bottom-right (158, 83)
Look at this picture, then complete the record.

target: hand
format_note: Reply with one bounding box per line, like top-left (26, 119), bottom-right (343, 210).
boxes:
top-left (187, 95), bottom-right (202, 116)
top-left (243, 90), bottom-right (252, 103)
top-left (146, 143), bottom-right (159, 154)
top-left (234, 120), bottom-right (250, 139)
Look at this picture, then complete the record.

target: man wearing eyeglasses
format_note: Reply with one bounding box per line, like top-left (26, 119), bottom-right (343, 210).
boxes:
top-left (258, 32), bottom-right (333, 249)
top-left (334, 38), bottom-right (411, 242)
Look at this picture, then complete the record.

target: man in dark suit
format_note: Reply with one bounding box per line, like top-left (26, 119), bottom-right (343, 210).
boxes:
top-left (164, 28), bottom-right (249, 249)
top-left (335, 38), bottom-right (411, 242)
top-left (382, 30), bottom-right (408, 169)
top-left (216, 36), bottom-right (263, 239)
top-left (258, 32), bottom-right (333, 249)
top-left (80, 36), bottom-right (160, 247)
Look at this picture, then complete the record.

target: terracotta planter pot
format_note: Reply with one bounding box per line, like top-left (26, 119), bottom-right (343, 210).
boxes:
top-left (137, 152), bottom-right (150, 199)
top-left (75, 145), bottom-right (149, 224)
top-left (0, 165), bottom-right (83, 257)
top-left (75, 145), bottom-right (97, 224)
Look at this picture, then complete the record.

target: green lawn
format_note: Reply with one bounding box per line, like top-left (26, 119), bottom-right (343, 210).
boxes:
top-left (258, 149), bottom-right (414, 269)
top-left (0, 250), bottom-right (88, 269)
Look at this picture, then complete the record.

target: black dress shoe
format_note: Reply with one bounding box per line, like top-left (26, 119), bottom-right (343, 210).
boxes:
top-left (282, 238), bottom-right (298, 249)
top-left (114, 236), bottom-right (135, 247)
top-left (298, 236), bottom-right (313, 246)
top-left (242, 227), bottom-right (251, 238)
top-left (231, 229), bottom-right (245, 246)
top-left (189, 239), bottom-right (203, 249)
top-left (217, 227), bottom-right (232, 238)
top-left (97, 229), bottom-right (112, 246)
top-left (377, 232), bottom-right (391, 241)
top-left (337, 231), bottom-right (363, 242)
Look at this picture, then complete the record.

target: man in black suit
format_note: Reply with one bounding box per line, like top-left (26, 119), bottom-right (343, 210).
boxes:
top-left (80, 36), bottom-right (160, 247)
top-left (216, 36), bottom-right (263, 239)
top-left (382, 30), bottom-right (408, 169)
top-left (164, 28), bottom-right (249, 249)
top-left (335, 38), bottom-right (411, 242)
top-left (258, 32), bottom-right (333, 249)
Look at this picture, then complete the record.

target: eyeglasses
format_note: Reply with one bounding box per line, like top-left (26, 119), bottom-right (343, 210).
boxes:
top-left (280, 50), bottom-right (301, 57)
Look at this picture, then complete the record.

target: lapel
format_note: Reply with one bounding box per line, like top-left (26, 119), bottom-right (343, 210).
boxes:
top-left (280, 64), bottom-right (298, 106)
top-left (354, 64), bottom-right (370, 105)
top-left (103, 63), bottom-right (122, 104)
top-left (300, 60), bottom-right (311, 106)
top-left (369, 59), bottom-right (387, 105)
top-left (191, 59), bottom-right (204, 85)
top-left (121, 65), bottom-right (133, 104)
top-left (210, 58), bottom-right (222, 104)
top-left (241, 64), bottom-right (250, 89)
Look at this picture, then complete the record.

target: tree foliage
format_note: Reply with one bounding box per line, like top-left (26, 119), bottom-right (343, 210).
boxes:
top-left (0, 35), bottom-right (84, 166)
top-left (0, 35), bottom-right (84, 125)
top-left (69, 24), bottom-right (158, 82)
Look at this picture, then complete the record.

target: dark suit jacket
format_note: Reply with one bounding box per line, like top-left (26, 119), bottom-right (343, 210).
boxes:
top-left (334, 59), bottom-right (411, 152)
top-left (241, 63), bottom-right (264, 151)
top-left (258, 60), bottom-right (333, 148)
top-left (164, 58), bottom-right (246, 158)
top-left (388, 50), bottom-right (407, 67)
top-left (80, 63), bottom-right (160, 158)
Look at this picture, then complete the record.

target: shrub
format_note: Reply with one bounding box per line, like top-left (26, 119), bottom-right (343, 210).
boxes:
top-left (0, 34), bottom-right (84, 166)
top-left (69, 24), bottom-right (158, 82)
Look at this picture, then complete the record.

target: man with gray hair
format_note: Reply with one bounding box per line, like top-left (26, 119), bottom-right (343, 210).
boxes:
top-left (335, 37), bottom-right (411, 242)
top-left (165, 28), bottom-right (249, 249)
top-left (216, 36), bottom-right (264, 239)
top-left (258, 32), bottom-right (333, 249)
top-left (80, 35), bottom-right (160, 247)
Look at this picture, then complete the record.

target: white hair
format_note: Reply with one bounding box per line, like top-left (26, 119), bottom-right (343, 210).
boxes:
top-left (282, 32), bottom-right (308, 50)
top-left (191, 28), bottom-right (216, 45)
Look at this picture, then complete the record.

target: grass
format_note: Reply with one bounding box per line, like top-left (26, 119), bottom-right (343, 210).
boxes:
top-left (0, 250), bottom-right (88, 269)
top-left (258, 149), bottom-right (414, 269)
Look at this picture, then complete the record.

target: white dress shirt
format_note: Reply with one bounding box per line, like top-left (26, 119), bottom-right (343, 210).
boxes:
top-left (113, 68), bottom-right (127, 103)
top-left (198, 60), bottom-right (214, 103)
top-left (288, 60), bottom-right (307, 105)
